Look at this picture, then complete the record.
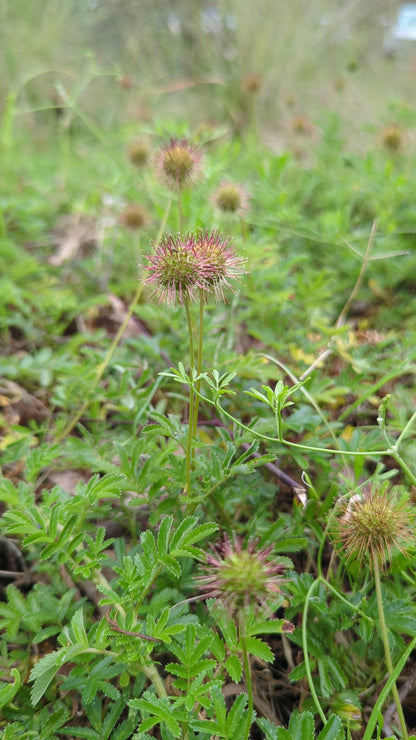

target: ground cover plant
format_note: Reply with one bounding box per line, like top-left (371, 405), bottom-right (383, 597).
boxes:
top-left (1, 10), bottom-right (416, 738)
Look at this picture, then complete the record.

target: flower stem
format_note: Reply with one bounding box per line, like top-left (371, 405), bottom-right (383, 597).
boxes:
top-left (363, 636), bottom-right (416, 740)
top-left (56, 195), bottom-right (172, 444)
top-left (191, 298), bottom-right (205, 455)
top-left (302, 573), bottom-right (376, 727)
top-left (141, 662), bottom-right (167, 698)
top-left (192, 386), bottom-right (388, 457)
top-left (177, 184), bottom-right (183, 232)
top-left (388, 448), bottom-right (416, 488)
top-left (240, 618), bottom-right (254, 740)
top-left (184, 299), bottom-right (195, 499)
top-left (373, 558), bottom-right (408, 739)
top-left (395, 409), bottom-right (416, 449)
top-left (302, 578), bottom-right (328, 726)
top-left (156, 192), bottom-right (173, 243)
top-left (239, 215), bottom-right (247, 242)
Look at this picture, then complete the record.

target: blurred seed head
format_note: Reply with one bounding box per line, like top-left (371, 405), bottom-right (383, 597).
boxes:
top-left (214, 182), bottom-right (250, 214)
top-left (119, 203), bottom-right (150, 231)
top-left (243, 73), bottom-right (262, 95)
top-left (128, 139), bottom-right (150, 168)
top-left (153, 137), bottom-right (203, 190)
top-left (379, 124), bottom-right (405, 153)
top-left (289, 115), bottom-right (315, 136)
top-left (119, 75), bottom-right (134, 90)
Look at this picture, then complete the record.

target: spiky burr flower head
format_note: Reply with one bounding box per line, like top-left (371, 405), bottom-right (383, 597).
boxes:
top-left (153, 137), bottom-right (203, 190)
top-left (196, 534), bottom-right (287, 614)
top-left (332, 485), bottom-right (415, 571)
top-left (144, 230), bottom-right (245, 306)
top-left (144, 232), bottom-right (210, 306)
top-left (214, 182), bottom-right (250, 215)
top-left (196, 230), bottom-right (246, 303)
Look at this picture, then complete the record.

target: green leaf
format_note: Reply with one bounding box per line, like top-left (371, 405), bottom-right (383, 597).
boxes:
top-left (60, 727), bottom-right (100, 739)
top-left (190, 718), bottom-right (223, 735)
top-left (209, 602), bottom-right (238, 649)
top-left (69, 608), bottom-right (89, 647)
top-left (37, 705), bottom-right (71, 735)
top-left (0, 478), bottom-right (21, 505)
top-left (146, 607), bottom-right (185, 643)
top-left (159, 554), bottom-right (181, 578)
top-left (289, 661), bottom-right (314, 682)
top-left (246, 617), bottom-right (286, 637)
top-left (172, 526), bottom-right (217, 562)
top-left (33, 625), bottom-right (61, 643)
top-left (183, 674), bottom-right (220, 712)
top-left (275, 730), bottom-right (292, 740)
top-left (140, 529), bottom-right (158, 563)
top-left (0, 668), bottom-right (21, 709)
top-left (210, 684), bottom-right (227, 730)
top-left (226, 692), bottom-right (249, 738)
top-left (30, 644), bottom-right (85, 705)
top-left (131, 693), bottom-right (182, 738)
top-left (81, 472), bottom-right (128, 503)
top-left (325, 656), bottom-right (347, 691)
top-left (243, 636), bottom-right (274, 663)
top-left (287, 710), bottom-right (314, 739)
top-left (48, 503), bottom-right (62, 539)
top-left (383, 598), bottom-right (416, 636)
top-left (318, 657), bottom-right (332, 699)
top-left (258, 718), bottom-right (289, 739)
top-left (210, 632), bottom-right (226, 663)
top-left (257, 718), bottom-right (277, 739)
top-left (157, 515), bottom-right (173, 554)
top-left (258, 713), bottom-right (344, 740)
top-left (0, 584), bottom-right (26, 638)
top-left (317, 714), bottom-right (344, 739)
top-left (224, 654), bottom-right (242, 683)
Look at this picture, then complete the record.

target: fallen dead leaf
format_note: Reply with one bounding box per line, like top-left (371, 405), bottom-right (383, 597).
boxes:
top-left (0, 380), bottom-right (48, 426)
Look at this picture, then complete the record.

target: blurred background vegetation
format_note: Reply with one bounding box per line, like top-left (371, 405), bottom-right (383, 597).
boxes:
top-left (2, 0), bottom-right (416, 149)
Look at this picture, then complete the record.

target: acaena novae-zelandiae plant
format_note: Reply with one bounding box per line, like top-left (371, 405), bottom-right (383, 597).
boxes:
top-left (144, 229), bottom-right (246, 506)
top-left (195, 534), bottom-right (294, 740)
top-left (55, 138), bottom-right (203, 444)
top-left (330, 484), bottom-right (416, 740)
top-left (297, 481), bottom-right (416, 736)
top-left (153, 136), bottom-right (204, 231)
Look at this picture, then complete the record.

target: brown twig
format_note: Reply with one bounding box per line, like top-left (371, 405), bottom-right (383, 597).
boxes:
top-left (239, 443), bottom-right (306, 493)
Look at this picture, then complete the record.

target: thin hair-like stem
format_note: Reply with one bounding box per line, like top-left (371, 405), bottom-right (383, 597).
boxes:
top-left (191, 298), bottom-right (205, 461)
top-left (177, 183), bottom-right (183, 232)
top-left (184, 299), bottom-right (195, 500)
top-left (55, 193), bottom-right (173, 444)
top-left (373, 558), bottom-right (408, 739)
top-left (240, 616), bottom-right (254, 740)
